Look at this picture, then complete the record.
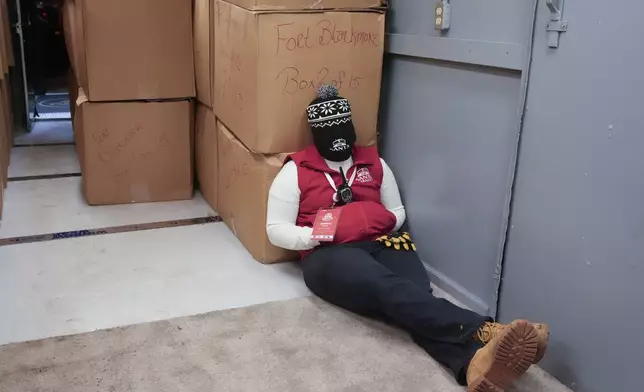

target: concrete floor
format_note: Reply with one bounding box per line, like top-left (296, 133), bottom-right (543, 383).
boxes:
top-left (1, 121), bottom-right (465, 347)
top-left (0, 121), bottom-right (570, 392)
top-left (0, 296), bottom-right (571, 392)
top-left (0, 121), bottom-right (310, 346)
top-left (14, 120), bottom-right (76, 145)
top-left (8, 144), bottom-right (80, 178)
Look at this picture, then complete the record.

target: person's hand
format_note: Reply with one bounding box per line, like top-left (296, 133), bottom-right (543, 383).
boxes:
top-left (376, 232), bottom-right (417, 251)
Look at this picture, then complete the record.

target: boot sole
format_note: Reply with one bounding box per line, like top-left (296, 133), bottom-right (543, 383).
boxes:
top-left (468, 320), bottom-right (538, 392)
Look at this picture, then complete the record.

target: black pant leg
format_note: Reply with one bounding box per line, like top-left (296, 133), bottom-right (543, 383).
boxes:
top-left (371, 246), bottom-right (487, 332)
top-left (301, 245), bottom-right (385, 318)
top-left (371, 245), bottom-right (432, 290)
top-left (302, 244), bottom-right (486, 345)
top-left (371, 246), bottom-right (489, 385)
top-left (412, 334), bottom-right (482, 386)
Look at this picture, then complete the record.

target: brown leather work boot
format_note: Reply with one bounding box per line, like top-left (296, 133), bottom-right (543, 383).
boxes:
top-left (476, 321), bottom-right (549, 363)
top-left (467, 320), bottom-right (539, 392)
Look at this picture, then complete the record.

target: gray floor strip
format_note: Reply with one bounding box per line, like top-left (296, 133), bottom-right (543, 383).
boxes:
top-left (0, 216), bottom-right (223, 247)
top-left (8, 173), bottom-right (82, 182)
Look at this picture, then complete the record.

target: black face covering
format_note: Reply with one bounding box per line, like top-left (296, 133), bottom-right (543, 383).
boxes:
top-left (312, 121), bottom-right (356, 162)
top-left (307, 84), bottom-right (356, 162)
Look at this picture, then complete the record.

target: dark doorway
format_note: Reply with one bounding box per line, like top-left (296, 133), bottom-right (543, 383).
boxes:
top-left (19, 0), bottom-right (70, 124)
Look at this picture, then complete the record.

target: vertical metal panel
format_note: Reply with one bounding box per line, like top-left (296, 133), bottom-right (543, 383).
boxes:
top-left (380, 57), bottom-right (521, 315)
top-left (499, 1), bottom-right (644, 391)
top-left (380, 0), bottom-right (535, 315)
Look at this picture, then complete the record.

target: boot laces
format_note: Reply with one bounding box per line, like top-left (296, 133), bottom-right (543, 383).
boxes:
top-left (476, 321), bottom-right (547, 344)
top-left (475, 322), bottom-right (505, 344)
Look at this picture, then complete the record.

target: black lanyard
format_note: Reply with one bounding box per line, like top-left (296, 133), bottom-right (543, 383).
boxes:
top-left (325, 166), bottom-right (357, 206)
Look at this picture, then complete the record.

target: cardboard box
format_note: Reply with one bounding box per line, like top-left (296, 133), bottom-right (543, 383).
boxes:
top-left (2, 79), bottom-right (12, 148)
top-left (214, 0), bottom-right (384, 153)
top-left (0, 0), bottom-right (12, 69)
top-left (0, 81), bottom-right (5, 187)
top-left (0, 101), bottom-right (5, 173)
top-left (68, 73), bottom-right (83, 169)
top-left (69, 70), bottom-right (79, 122)
top-left (0, 169), bottom-right (4, 219)
top-left (63, 0), bottom-right (82, 86)
top-left (0, 158), bottom-right (4, 218)
top-left (0, 78), bottom-right (10, 170)
top-left (194, 0), bottom-right (216, 107)
top-left (0, 91), bottom-right (4, 211)
top-left (0, 76), bottom-right (7, 195)
top-left (0, 1), bottom-right (6, 74)
top-left (217, 121), bottom-right (297, 263)
top-left (74, 91), bottom-right (194, 205)
top-left (224, 0), bottom-right (383, 11)
top-left (0, 2), bottom-right (8, 74)
top-left (195, 103), bottom-right (218, 211)
top-left (63, 0), bottom-right (195, 102)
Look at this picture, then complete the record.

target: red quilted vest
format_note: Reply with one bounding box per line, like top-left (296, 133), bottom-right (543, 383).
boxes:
top-left (286, 145), bottom-right (396, 259)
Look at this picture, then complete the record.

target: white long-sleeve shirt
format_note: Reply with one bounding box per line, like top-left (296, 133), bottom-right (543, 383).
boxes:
top-left (266, 157), bottom-right (406, 251)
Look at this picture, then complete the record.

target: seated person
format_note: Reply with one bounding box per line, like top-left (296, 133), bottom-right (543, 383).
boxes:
top-left (266, 85), bottom-right (549, 392)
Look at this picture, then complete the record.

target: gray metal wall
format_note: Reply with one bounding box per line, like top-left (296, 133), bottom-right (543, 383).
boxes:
top-left (379, 0), bottom-right (536, 315)
top-left (498, 1), bottom-right (644, 391)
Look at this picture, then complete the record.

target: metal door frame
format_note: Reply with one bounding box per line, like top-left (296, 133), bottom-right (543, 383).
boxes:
top-left (491, 0), bottom-right (540, 316)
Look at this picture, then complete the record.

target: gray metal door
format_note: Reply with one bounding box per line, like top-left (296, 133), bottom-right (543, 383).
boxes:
top-left (379, 0), bottom-right (537, 316)
top-left (499, 1), bottom-right (644, 391)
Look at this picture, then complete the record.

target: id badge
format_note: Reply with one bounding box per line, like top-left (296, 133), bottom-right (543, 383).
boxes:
top-left (310, 208), bottom-right (342, 242)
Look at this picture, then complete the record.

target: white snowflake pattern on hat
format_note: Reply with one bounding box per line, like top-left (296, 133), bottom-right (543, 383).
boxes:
top-left (319, 102), bottom-right (336, 115)
top-left (307, 106), bottom-right (318, 119)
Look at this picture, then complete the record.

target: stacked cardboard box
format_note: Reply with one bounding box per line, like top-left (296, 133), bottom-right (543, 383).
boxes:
top-left (217, 121), bottom-right (296, 262)
top-left (194, 0), bottom-right (218, 212)
top-left (195, 104), bottom-right (218, 211)
top-left (63, 0), bottom-right (196, 205)
top-left (193, 0), bottom-right (385, 262)
top-left (214, 0), bottom-right (384, 153)
top-left (0, 0), bottom-right (14, 220)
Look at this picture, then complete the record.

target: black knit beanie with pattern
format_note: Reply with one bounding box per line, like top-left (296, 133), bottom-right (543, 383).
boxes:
top-left (306, 85), bottom-right (356, 162)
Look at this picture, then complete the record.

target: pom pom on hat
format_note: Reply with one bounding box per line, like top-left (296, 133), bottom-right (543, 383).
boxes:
top-left (317, 84), bottom-right (339, 100)
top-left (307, 83), bottom-right (353, 130)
